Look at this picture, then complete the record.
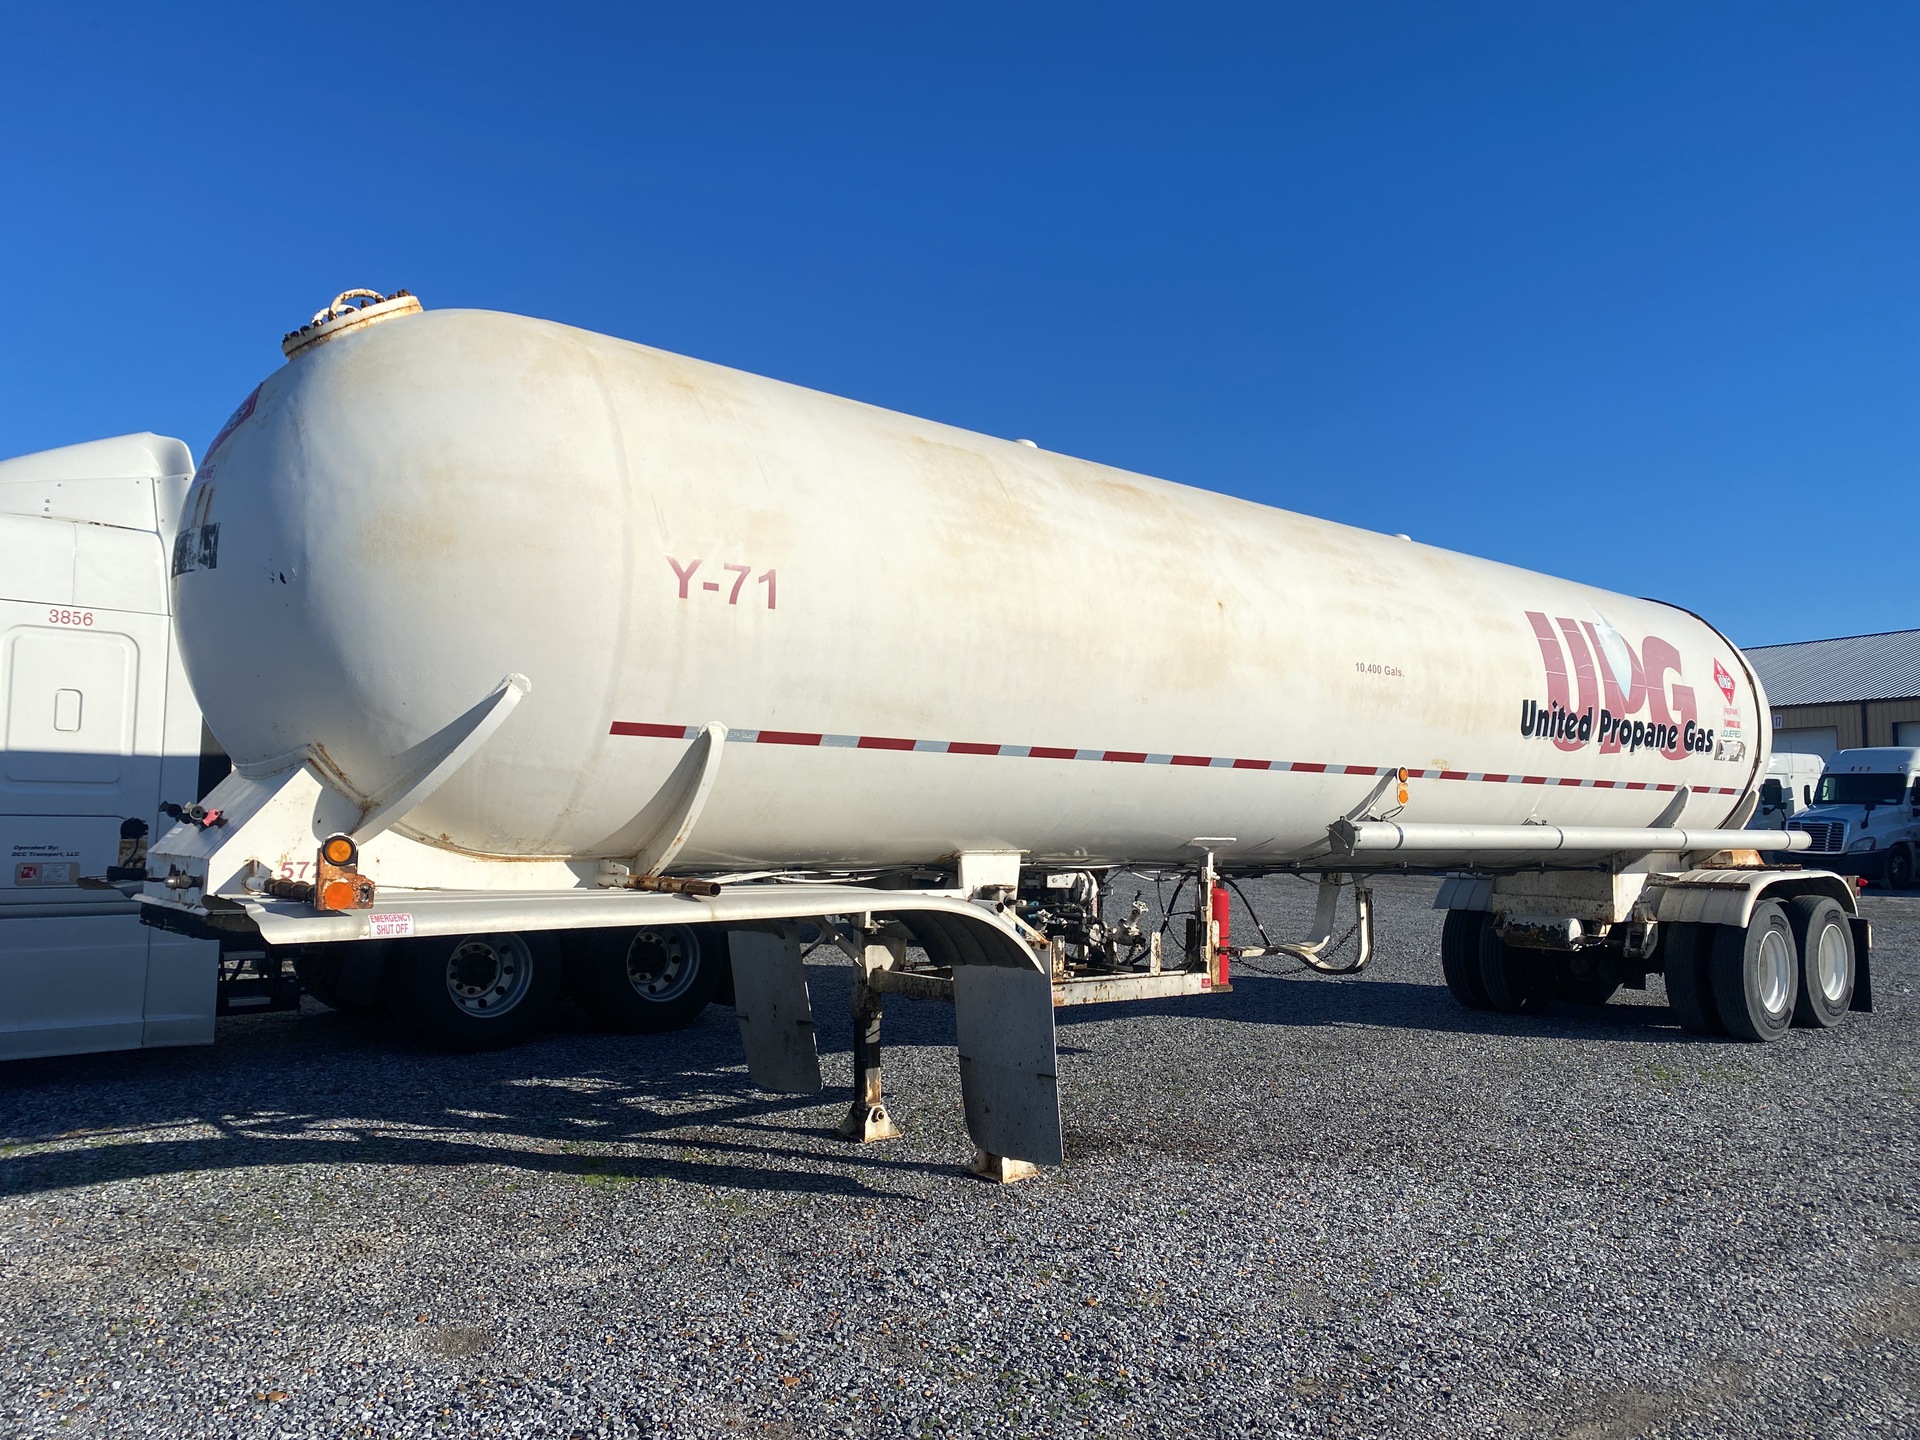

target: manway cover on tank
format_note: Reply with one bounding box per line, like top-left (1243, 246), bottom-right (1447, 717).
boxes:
top-left (281, 290), bottom-right (423, 360)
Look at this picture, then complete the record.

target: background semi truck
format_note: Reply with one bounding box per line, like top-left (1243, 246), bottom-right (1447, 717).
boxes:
top-left (0, 433), bottom-right (262, 1061)
top-left (1749, 751), bottom-right (1826, 830)
top-left (123, 290), bottom-right (1869, 1176)
top-left (1787, 747), bottom-right (1920, 891)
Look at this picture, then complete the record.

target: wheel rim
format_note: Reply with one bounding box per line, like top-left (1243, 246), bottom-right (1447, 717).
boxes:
top-left (623, 927), bottom-right (699, 1004)
top-left (444, 934), bottom-right (534, 1017)
top-left (1814, 922), bottom-right (1850, 1004)
top-left (1756, 926), bottom-right (1793, 1017)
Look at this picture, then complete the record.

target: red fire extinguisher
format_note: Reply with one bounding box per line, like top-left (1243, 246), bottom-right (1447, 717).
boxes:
top-left (1210, 883), bottom-right (1231, 987)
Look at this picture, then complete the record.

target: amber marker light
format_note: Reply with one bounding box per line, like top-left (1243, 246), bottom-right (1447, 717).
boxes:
top-left (312, 833), bottom-right (373, 911)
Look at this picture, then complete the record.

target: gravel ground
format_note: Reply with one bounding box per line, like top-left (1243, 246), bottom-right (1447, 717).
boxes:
top-left (1, 875), bottom-right (1915, 1439)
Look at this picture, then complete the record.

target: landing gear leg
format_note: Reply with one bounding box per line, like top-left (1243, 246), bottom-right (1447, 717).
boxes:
top-left (837, 944), bottom-right (902, 1144)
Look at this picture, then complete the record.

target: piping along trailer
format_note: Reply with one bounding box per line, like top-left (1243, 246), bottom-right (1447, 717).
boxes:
top-left (138, 290), bottom-right (1871, 1180)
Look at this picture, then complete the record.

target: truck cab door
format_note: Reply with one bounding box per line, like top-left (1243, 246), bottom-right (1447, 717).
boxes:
top-left (0, 594), bottom-right (173, 1056)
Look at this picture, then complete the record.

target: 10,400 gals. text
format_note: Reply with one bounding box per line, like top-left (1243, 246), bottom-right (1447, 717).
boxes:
top-left (667, 557), bottom-right (776, 609)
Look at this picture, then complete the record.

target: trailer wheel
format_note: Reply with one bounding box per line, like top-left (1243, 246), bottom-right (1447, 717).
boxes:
top-left (294, 950), bottom-right (353, 1011)
top-left (1440, 910), bottom-right (1492, 1009)
top-left (390, 931), bottom-right (563, 1050)
top-left (1887, 845), bottom-right (1916, 892)
top-left (1477, 923), bottom-right (1547, 1013)
top-left (1710, 902), bottom-right (1796, 1043)
top-left (293, 943), bottom-right (386, 1013)
top-left (1786, 895), bottom-right (1855, 1029)
top-left (1550, 953), bottom-right (1620, 1007)
top-left (1661, 922), bottom-right (1724, 1035)
top-left (570, 924), bottom-right (726, 1033)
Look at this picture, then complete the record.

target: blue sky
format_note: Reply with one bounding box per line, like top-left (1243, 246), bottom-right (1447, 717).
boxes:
top-left (3, 3), bottom-right (1913, 647)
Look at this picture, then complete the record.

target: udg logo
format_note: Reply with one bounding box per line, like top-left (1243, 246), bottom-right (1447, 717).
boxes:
top-left (172, 464), bottom-right (220, 577)
top-left (171, 386), bottom-right (256, 580)
top-left (1521, 612), bottom-right (1716, 761)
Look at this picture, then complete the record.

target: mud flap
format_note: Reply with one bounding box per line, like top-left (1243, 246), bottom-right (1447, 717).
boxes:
top-left (728, 931), bottom-right (822, 1094)
top-left (1850, 916), bottom-right (1874, 1012)
top-left (953, 965), bottom-right (1063, 1167)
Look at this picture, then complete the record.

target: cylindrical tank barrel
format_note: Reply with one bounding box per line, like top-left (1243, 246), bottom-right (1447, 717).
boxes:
top-left (172, 306), bottom-right (1770, 871)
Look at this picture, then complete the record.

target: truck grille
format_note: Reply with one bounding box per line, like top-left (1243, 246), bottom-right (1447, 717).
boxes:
top-left (1789, 819), bottom-right (1845, 854)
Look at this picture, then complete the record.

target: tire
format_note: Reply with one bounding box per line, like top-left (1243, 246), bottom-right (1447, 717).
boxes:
top-left (1787, 895), bottom-right (1855, 1028)
top-left (293, 949), bottom-right (351, 1011)
top-left (1551, 952), bottom-right (1620, 1007)
top-left (1661, 922), bottom-right (1724, 1035)
top-left (1710, 901), bottom-right (1797, 1043)
top-left (1440, 910), bottom-right (1492, 1009)
top-left (569, 923), bottom-right (726, 1033)
top-left (388, 931), bottom-right (563, 1050)
top-left (293, 942), bottom-right (386, 1013)
top-left (1887, 845), bottom-right (1916, 892)
top-left (1478, 922), bottom-right (1547, 1013)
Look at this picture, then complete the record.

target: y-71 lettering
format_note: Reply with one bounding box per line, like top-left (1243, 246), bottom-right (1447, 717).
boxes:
top-left (666, 556), bottom-right (777, 609)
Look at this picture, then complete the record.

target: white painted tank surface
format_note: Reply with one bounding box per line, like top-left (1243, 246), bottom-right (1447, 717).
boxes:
top-left (172, 303), bottom-right (1771, 872)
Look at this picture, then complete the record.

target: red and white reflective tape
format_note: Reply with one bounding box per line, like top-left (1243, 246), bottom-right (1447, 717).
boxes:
top-left (609, 721), bottom-right (1743, 796)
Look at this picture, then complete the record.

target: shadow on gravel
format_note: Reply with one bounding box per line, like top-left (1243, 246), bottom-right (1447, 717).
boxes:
top-left (1054, 969), bottom-right (1706, 1046)
top-left (0, 965), bottom-right (967, 1202)
top-left (0, 944), bottom-right (1727, 1200)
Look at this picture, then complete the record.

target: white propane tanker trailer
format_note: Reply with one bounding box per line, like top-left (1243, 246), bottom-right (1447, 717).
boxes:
top-left (136, 289), bottom-right (1871, 1179)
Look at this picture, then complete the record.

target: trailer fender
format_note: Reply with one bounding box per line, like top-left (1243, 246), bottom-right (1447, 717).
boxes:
top-left (1650, 869), bottom-right (1859, 929)
top-left (1433, 876), bottom-right (1493, 912)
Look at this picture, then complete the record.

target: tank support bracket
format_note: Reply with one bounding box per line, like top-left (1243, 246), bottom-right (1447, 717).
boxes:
top-left (347, 673), bottom-right (531, 842)
top-left (596, 721), bottom-right (728, 882)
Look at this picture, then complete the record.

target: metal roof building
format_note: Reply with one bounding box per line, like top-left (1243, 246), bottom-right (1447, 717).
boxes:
top-left (1747, 628), bottom-right (1920, 756)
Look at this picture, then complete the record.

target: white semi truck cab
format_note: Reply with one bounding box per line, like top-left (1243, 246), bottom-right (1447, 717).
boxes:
top-left (1788, 748), bottom-right (1920, 891)
top-left (1749, 751), bottom-right (1825, 831)
top-left (0, 434), bottom-right (285, 1062)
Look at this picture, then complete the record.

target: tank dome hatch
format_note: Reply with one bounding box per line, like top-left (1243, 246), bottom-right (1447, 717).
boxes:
top-left (281, 288), bottom-right (422, 360)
